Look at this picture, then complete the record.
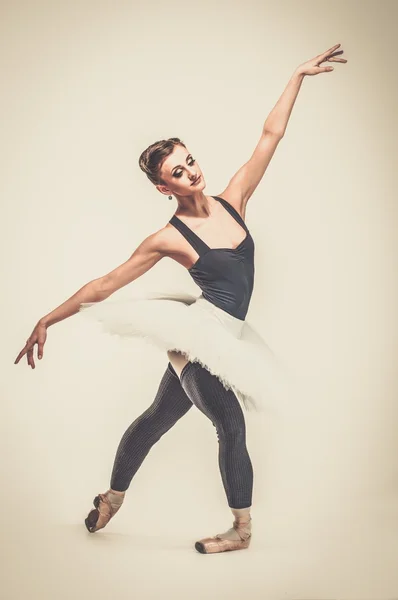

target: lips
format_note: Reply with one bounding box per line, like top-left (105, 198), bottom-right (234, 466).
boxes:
top-left (191, 175), bottom-right (201, 185)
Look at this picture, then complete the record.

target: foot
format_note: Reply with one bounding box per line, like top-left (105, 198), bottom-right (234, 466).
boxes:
top-left (195, 517), bottom-right (252, 554)
top-left (85, 489), bottom-right (125, 533)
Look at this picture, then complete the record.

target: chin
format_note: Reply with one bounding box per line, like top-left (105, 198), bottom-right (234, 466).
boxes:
top-left (198, 177), bottom-right (206, 190)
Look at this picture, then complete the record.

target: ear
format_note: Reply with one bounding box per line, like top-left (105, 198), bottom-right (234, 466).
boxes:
top-left (156, 184), bottom-right (171, 196)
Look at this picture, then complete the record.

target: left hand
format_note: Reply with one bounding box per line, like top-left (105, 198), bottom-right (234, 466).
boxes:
top-left (295, 43), bottom-right (347, 77)
top-left (14, 321), bottom-right (48, 369)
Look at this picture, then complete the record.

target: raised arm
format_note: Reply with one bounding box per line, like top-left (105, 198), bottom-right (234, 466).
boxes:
top-left (221, 43), bottom-right (346, 215)
top-left (14, 229), bottom-right (168, 368)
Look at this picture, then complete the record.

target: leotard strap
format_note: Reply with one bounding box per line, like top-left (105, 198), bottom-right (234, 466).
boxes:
top-left (213, 196), bottom-right (249, 233)
top-left (169, 196), bottom-right (248, 255)
top-left (169, 215), bottom-right (210, 255)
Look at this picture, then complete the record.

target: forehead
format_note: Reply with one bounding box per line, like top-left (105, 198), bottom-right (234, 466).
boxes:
top-left (161, 145), bottom-right (190, 173)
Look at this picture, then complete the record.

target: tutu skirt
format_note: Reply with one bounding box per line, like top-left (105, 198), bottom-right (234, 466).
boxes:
top-left (79, 291), bottom-right (285, 412)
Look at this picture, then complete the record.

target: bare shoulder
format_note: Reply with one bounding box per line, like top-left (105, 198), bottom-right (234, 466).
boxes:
top-left (214, 189), bottom-right (247, 220)
top-left (145, 223), bottom-right (182, 258)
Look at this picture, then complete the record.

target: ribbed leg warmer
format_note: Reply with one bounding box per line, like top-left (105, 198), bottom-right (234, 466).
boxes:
top-left (110, 362), bottom-right (193, 491)
top-left (180, 361), bottom-right (253, 509)
top-left (109, 360), bottom-right (253, 514)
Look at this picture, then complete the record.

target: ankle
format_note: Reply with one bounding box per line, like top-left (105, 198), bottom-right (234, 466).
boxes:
top-left (215, 507), bottom-right (252, 542)
top-left (231, 506), bottom-right (251, 524)
top-left (106, 489), bottom-right (126, 506)
top-left (109, 488), bottom-right (125, 496)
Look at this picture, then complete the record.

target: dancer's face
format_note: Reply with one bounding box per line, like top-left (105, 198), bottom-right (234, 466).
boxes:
top-left (156, 145), bottom-right (206, 197)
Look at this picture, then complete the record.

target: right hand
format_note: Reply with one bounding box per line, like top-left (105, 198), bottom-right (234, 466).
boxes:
top-left (14, 321), bottom-right (48, 369)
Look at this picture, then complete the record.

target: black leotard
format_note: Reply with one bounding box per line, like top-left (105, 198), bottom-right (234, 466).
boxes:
top-left (169, 196), bottom-right (255, 320)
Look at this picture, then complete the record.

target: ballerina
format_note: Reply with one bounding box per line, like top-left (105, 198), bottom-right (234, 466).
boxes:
top-left (14, 44), bottom-right (346, 554)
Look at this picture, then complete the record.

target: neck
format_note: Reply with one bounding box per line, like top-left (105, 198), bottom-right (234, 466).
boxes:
top-left (175, 191), bottom-right (213, 218)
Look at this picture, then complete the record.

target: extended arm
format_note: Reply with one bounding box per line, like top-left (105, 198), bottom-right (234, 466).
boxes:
top-left (221, 72), bottom-right (304, 211)
top-left (42, 231), bottom-right (164, 327)
top-left (221, 43), bottom-right (346, 214)
top-left (14, 229), bottom-right (167, 367)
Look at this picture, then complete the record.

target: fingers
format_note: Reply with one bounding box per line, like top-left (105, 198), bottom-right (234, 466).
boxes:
top-left (14, 342), bottom-right (29, 365)
top-left (14, 350), bottom-right (25, 364)
top-left (321, 43), bottom-right (341, 58)
top-left (14, 340), bottom-right (36, 368)
top-left (27, 345), bottom-right (35, 369)
top-left (15, 327), bottom-right (47, 367)
top-left (319, 45), bottom-right (347, 64)
top-left (317, 46), bottom-right (347, 68)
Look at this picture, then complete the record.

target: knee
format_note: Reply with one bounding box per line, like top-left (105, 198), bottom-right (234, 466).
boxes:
top-left (215, 420), bottom-right (246, 444)
top-left (123, 406), bottom-right (168, 441)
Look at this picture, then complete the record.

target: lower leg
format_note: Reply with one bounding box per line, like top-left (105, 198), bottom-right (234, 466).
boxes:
top-left (179, 361), bottom-right (254, 552)
top-left (110, 361), bottom-right (192, 491)
top-left (85, 362), bottom-right (193, 532)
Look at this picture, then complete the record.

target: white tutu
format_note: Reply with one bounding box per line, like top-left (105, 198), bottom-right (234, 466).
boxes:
top-left (79, 291), bottom-right (286, 412)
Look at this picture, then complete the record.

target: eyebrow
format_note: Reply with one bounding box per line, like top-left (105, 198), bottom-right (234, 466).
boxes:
top-left (171, 154), bottom-right (192, 174)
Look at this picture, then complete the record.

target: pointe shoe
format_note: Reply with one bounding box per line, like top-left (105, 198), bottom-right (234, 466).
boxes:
top-left (195, 519), bottom-right (252, 554)
top-left (84, 489), bottom-right (125, 533)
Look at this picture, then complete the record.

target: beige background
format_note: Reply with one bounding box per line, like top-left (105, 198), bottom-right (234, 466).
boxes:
top-left (2, 0), bottom-right (398, 598)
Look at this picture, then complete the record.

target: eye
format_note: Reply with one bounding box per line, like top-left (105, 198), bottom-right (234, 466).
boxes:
top-left (172, 157), bottom-right (196, 178)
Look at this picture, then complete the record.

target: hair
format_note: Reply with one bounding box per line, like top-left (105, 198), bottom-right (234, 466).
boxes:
top-left (138, 137), bottom-right (186, 186)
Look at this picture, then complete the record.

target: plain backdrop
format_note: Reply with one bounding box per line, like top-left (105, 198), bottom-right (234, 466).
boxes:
top-left (1, 1), bottom-right (398, 599)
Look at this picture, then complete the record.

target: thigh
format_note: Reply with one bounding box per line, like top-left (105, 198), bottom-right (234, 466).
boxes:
top-left (167, 350), bottom-right (189, 378)
top-left (180, 362), bottom-right (246, 434)
top-left (120, 361), bottom-right (193, 438)
top-left (147, 360), bottom-right (193, 417)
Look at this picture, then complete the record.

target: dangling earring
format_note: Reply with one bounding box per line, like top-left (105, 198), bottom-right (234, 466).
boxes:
top-left (168, 195), bottom-right (173, 200)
